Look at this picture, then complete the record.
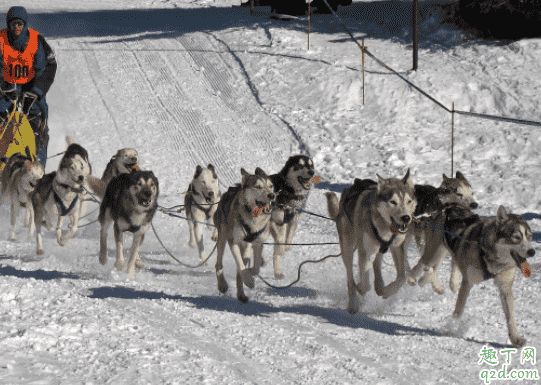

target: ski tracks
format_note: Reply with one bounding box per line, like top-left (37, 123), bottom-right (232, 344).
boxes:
top-left (73, 32), bottom-right (297, 193)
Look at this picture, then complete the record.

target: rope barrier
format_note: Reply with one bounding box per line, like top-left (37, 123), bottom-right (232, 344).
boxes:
top-left (319, 0), bottom-right (541, 128)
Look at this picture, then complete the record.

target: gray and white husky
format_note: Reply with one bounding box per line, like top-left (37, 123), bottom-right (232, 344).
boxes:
top-left (32, 137), bottom-right (91, 255)
top-left (411, 204), bottom-right (534, 347)
top-left (214, 167), bottom-right (277, 303)
top-left (185, 164), bottom-right (221, 265)
top-left (326, 170), bottom-right (417, 314)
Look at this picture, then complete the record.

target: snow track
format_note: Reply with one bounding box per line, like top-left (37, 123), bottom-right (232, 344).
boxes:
top-left (60, 31), bottom-right (298, 192)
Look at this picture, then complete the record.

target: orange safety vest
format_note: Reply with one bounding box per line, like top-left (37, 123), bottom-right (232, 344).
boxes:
top-left (0, 28), bottom-right (38, 84)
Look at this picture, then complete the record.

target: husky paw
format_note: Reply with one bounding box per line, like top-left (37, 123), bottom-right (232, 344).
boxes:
top-left (199, 254), bottom-right (208, 266)
top-left (347, 299), bottom-right (360, 314)
top-left (260, 254), bottom-right (268, 267)
top-left (450, 279), bottom-right (460, 294)
top-left (357, 282), bottom-right (370, 296)
top-left (8, 235), bottom-right (17, 242)
top-left (238, 294), bottom-right (249, 303)
top-left (188, 239), bottom-right (196, 248)
top-left (98, 252), bottom-right (107, 265)
top-left (240, 269), bottom-right (255, 289)
top-left (407, 277), bottom-right (417, 286)
top-left (510, 335), bottom-right (526, 348)
top-left (217, 276), bottom-right (228, 294)
top-left (114, 260), bottom-right (125, 271)
top-left (126, 268), bottom-right (136, 281)
top-left (135, 260), bottom-right (145, 270)
top-left (211, 231), bottom-right (218, 242)
top-left (36, 249), bottom-right (44, 256)
top-left (432, 281), bottom-right (445, 295)
top-left (274, 271), bottom-right (284, 280)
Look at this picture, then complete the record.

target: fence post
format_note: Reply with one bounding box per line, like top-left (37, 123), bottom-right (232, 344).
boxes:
top-left (362, 39), bottom-right (365, 105)
top-left (308, 1), bottom-right (311, 50)
top-left (412, 0), bottom-right (419, 70)
top-left (451, 102), bottom-right (454, 176)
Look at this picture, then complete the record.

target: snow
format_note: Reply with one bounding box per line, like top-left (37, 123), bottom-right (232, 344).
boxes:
top-left (0, 0), bottom-right (540, 383)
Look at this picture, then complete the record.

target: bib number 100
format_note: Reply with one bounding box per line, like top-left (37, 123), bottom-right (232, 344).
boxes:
top-left (9, 64), bottom-right (29, 78)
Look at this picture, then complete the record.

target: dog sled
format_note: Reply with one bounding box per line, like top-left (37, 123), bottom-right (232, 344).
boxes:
top-left (0, 92), bottom-right (45, 170)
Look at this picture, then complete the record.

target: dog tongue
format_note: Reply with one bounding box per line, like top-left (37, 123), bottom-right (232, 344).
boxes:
top-left (132, 165), bottom-right (141, 171)
top-left (305, 175), bottom-right (321, 189)
top-left (521, 261), bottom-right (531, 278)
top-left (253, 206), bottom-right (266, 218)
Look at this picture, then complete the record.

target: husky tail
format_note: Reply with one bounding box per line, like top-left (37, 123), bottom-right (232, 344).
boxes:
top-left (325, 192), bottom-right (339, 221)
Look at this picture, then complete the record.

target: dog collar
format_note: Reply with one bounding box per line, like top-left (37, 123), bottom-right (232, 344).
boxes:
top-left (237, 214), bottom-right (267, 242)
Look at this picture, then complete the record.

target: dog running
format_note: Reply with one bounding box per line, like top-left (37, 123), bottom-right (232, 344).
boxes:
top-left (184, 164), bottom-right (221, 266)
top-left (98, 168), bottom-right (159, 280)
top-left (326, 170), bottom-right (417, 313)
top-left (32, 137), bottom-right (92, 255)
top-left (411, 204), bottom-right (534, 347)
top-left (0, 150), bottom-right (44, 241)
top-left (214, 167), bottom-right (277, 303)
top-left (267, 155), bottom-right (319, 279)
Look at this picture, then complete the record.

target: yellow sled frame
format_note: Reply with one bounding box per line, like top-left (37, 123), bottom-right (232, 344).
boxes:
top-left (0, 109), bottom-right (37, 171)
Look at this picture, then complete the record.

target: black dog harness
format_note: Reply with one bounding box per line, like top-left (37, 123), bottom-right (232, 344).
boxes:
top-left (186, 184), bottom-right (220, 221)
top-left (238, 214), bottom-right (268, 242)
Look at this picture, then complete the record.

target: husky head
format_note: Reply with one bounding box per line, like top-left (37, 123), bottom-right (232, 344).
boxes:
top-left (489, 206), bottom-right (535, 277)
top-left (192, 164), bottom-right (220, 203)
top-left (439, 171), bottom-right (478, 210)
top-left (126, 169), bottom-right (159, 209)
top-left (241, 167), bottom-right (276, 213)
top-left (57, 144), bottom-right (92, 187)
top-left (20, 160), bottom-right (45, 192)
top-left (114, 148), bottom-right (139, 173)
top-left (376, 169), bottom-right (417, 233)
top-left (279, 155), bottom-right (315, 191)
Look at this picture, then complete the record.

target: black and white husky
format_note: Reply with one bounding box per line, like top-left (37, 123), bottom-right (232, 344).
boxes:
top-left (98, 169), bottom-right (159, 280)
top-left (267, 155), bottom-right (317, 279)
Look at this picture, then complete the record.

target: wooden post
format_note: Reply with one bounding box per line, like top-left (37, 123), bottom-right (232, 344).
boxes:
top-left (412, 0), bottom-right (419, 70)
top-left (362, 39), bottom-right (365, 105)
top-left (308, 1), bottom-right (311, 50)
top-left (451, 102), bottom-right (454, 176)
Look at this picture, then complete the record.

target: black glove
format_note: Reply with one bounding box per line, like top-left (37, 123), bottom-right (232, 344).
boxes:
top-left (21, 91), bottom-right (38, 116)
top-left (1, 83), bottom-right (17, 102)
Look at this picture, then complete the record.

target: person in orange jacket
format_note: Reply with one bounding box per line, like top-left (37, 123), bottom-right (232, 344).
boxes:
top-left (0, 6), bottom-right (57, 168)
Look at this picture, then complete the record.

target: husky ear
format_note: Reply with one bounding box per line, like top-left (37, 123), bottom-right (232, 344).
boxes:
top-left (24, 160), bottom-right (31, 170)
top-left (376, 174), bottom-right (385, 192)
top-left (402, 168), bottom-right (414, 189)
top-left (207, 164), bottom-right (217, 179)
top-left (442, 174), bottom-right (449, 180)
top-left (254, 167), bottom-right (267, 177)
top-left (497, 205), bottom-right (508, 223)
top-left (193, 165), bottom-right (203, 179)
top-left (455, 171), bottom-right (466, 181)
top-left (241, 168), bottom-right (250, 185)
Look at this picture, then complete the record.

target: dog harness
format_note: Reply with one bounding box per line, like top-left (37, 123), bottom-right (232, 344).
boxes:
top-left (186, 184), bottom-right (220, 221)
top-left (0, 28), bottom-right (39, 83)
top-left (368, 207), bottom-right (397, 254)
top-left (442, 204), bottom-right (493, 281)
top-left (238, 214), bottom-right (267, 242)
top-left (53, 191), bottom-right (79, 217)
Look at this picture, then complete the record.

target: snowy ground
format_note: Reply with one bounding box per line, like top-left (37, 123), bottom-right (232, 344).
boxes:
top-left (0, 0), bottom-right (540, 383)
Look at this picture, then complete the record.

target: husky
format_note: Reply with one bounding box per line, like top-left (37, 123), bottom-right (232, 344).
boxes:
top-left (84, 148), bottom-right (141, 201)
top-left (410, 171), bottom-right (478, 294)
top-left (102, 148), bottom-right (140, 187)
top-left (267, 155), bottom-right (318, 279)
top-left (98, 169), bottom-right (159, 280)
top-left (413, 204), bottom-right (534, 347)
top-left (185, 164), bottom-right (221, 265)
top-left (0, 151), bottom-right (44, 240)
top-left (32, 137), bottom-right (92, 255)
top-left (325, 170), bottom-right (417, 313)
top-left (214, 167), bottom-right (277, 303)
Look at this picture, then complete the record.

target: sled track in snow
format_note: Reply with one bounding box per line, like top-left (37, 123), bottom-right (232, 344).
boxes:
top-left (78, 32), bottom-right (296, 189)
